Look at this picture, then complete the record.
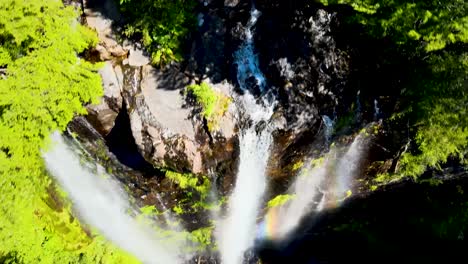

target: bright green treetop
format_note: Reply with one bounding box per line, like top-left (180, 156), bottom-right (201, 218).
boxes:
top-left (320, 0), bottom-right (468, 51)
top-left (0, 0), bottom-right (138, 262)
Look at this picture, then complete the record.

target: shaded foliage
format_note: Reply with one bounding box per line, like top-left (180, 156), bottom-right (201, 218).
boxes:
top-left (119, 0), bottom-right (196, 65)
top-left (321, 0), bottom-right (468, 180)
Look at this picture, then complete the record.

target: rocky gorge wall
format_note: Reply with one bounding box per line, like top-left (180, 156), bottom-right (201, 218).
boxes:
top-left (72, 0), bottom-right (409, 198)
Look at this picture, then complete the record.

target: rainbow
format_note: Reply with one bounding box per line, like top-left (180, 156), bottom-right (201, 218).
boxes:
top-left (255, 189), bottom-right (352, 242)
top-left (256, 206), bottom-right (280, 241)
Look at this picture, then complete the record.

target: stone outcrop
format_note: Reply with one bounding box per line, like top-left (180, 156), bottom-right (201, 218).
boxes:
top-left (83, 0), bottom-right (126, 135)
top-left (121, 64), bottom-right (238, 174)
top-left (82, 0), bottom-right (239, 175)
top-left (86, 61), bottom-right (123, 135)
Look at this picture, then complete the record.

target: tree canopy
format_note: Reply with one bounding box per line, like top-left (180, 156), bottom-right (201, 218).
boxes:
top-left (320, 0), bottom-right (468, 181)
top-left (0, 0), bottom-right (137, 262)
top-left (119, 0), bottom-right (196, 65)
top-left (321, 0), bottom-right (468, 51)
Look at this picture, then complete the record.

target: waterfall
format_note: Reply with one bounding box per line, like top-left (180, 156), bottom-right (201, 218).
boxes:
top-left (43, 132), bottom-right (183, 264)
top-left (259, 134), bottom-right (367, 241)
top-left (274, 158), bottom-right (329, 239)
top-left (218, 6), bottom-right (274, 264)
top-left (355, 90), bottom-right (362, 122)
top-left (335, 134), bottom-right (365, 196)
top-left (374, 99), bottom-right (380, 120)
top-left (322, 115), bottom-right (334, 145)
top-left (218, 110), bottom-right (272, 264)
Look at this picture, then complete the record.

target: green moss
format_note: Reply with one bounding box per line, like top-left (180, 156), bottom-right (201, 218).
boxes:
top-left (173, 205), bottom-right (184, 215)
top-left (187, 82), bottom-right (232, 131)
top-left (163, 169), bottom-right (220, 216)
top-left (311, 157), bottom-right (326, 168)
top-left (140, 205), bottom-right (161, 217)
top-left (165, 170), bottom-right (211, 199)
top-left (188, 226), bottom-right (215, 251)
top-left (291, 160), bottom-right (304, 171)
top-left (267, 194), bottom-right (295, 208)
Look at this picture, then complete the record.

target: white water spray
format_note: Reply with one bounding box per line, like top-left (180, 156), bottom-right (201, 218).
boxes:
top-left (262, 133), bottom-right (367, 240)
top-left (43, 132), bottom-right (183, 264)
top-left (374, 99), bottom-right (380, 120)
top-left (275, 159), bottom-right (330, 239)
top-left (218, 110), bottom-right (273, 264)
top-left (336, 134), bottom-right (365, 195)
top-left (322, 115), bottom-right (334, 145)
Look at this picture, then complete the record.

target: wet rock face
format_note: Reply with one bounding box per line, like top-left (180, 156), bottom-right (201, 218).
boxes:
top-left (254, 3), bottom-right (351, 124)
top-left (245, 2), bottom-right (355, 180)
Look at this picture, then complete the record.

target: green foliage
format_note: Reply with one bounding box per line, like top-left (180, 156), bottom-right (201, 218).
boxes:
top-left (323, 0), bottom-right (467, 181)
top-left (164, 169), bottom-right (220, 216)
top-left (187, 82), bottom-right (232, 131)
top-left (0, 0), bottom-right (137, 262)
top-left (396, 52), bottom-right (468, 179)
top-left (140, 205), bottom-right (161, 216)
top-left (291, 160), bottom-right (304, 171)
top-left (158, 225), bottom-right (216, 253)
top-left (188, 226), bottom-right (214, 251)
top-left (119, 0), bottom-right (196, 65)
top-left (165, 170), bottom-right (211, 198)
top-left (267, 194), bottom-right (296, 208)
top-left (136, 206), bottom-right (215, 253)
top-left (320, 0), bottom-right (468, 52)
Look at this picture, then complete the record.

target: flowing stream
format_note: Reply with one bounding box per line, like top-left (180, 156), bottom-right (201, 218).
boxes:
top-left (43, 132), bottom-right (183, 264)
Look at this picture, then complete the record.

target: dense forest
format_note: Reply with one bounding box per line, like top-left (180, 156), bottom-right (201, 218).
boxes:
top-left (0, 0), bottom-right (466, 263)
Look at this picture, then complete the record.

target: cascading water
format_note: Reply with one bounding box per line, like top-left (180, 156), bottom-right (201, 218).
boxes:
top-left (257, 133), bottom-right (368, 241)
top-left (218, 6), bottom-right (274, 264)
top-left (322, 115), bottom-right (334, 145)
top-left (374, 99), bottom-right (381, 120)
top-left (335, 134), bottom-right (365, 195)
top-left (43, 132), bottom-right (184, 264)
top-left (218, 110), bottom-right (273, 264)
top-left (234, 7), bottom-right (266, 94)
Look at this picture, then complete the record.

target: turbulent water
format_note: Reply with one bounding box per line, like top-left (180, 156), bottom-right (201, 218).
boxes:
top-left (43, 132), bottom-right (184, 264)
top-left (234, 7), bottom-right (266, 94)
